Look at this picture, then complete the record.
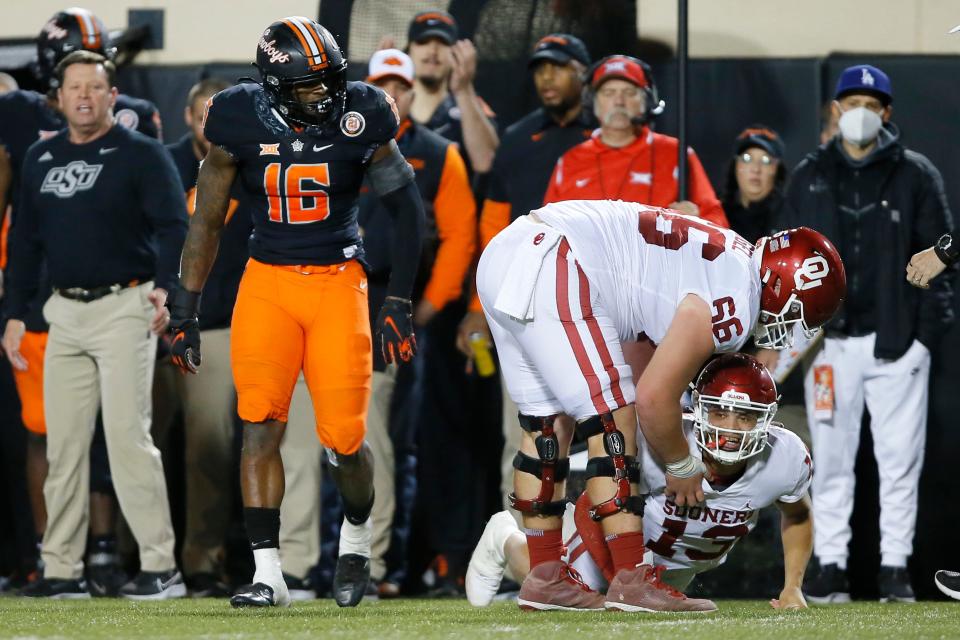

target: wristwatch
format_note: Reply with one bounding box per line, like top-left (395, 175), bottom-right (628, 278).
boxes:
top-left (934, 233), bottom-right (959, 266)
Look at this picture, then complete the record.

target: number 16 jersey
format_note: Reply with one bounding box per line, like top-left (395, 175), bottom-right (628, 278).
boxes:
top-left (202, 81), bottom-right (399, 266)
top-left (535, 199), bottom-right (761, 351)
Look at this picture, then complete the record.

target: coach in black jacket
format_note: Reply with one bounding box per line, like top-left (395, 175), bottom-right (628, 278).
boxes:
top-left (778, 64), bottom-right (952, 604)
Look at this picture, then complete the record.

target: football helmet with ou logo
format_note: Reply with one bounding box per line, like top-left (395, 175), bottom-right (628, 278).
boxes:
top-left (753, 226), bottom-right (846, 349)
top-left (692, 353), bottom-right (779, 465)
top-left (255, 17), bottom-right (347, 128)
top-left (36, 8), bottom-right (113, 94)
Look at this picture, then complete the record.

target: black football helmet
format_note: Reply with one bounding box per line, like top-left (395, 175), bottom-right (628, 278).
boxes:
top-left (255, 17), bottom-right (348, 128)
top-left (36, 8), bottom-right (113, 94)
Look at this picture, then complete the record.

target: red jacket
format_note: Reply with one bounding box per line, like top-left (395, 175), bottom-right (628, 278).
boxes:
top-left (543, 127), bottom-right (728, 227)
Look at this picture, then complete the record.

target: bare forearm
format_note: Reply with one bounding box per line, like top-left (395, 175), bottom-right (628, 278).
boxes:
top-left (636, 400), bottom-right (688, 463)
top-left (781, 511), bottom-right (813, 589)
top-left (452, 87), bottom-right (498, 173)
top-left (179, 216), bottom-right (223, 292)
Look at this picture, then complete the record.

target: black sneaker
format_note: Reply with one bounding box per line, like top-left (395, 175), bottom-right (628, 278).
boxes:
top-left (230, 582), bottom-right (291, 608)
top-left (189, 572), bottom-right (230, 598)
top-left (879, 566), bottom-right (916, 603)
top-left (935, 570), bottom-right (960, 601)
top-left (333, 554), bottom-right (370, 607)
top-left (803, 563), bottom-right (850, 604)
top-left (86, 560), bottom-right (127, 598)
top-left (19, 577), bottom-right (91, 599)
top-left (283, 573), bottom-right (316, 601)
top-left (119, 570), bottom-right (187, 600)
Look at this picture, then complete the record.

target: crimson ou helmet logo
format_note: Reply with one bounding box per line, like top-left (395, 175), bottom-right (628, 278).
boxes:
top-left (793, 255), bottom-right (830, 291)
top-left (40, 161), bottom-right (103, 198)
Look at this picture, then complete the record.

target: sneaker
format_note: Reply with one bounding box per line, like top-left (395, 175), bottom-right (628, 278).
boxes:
top-left (803, 563), bottom-right (851, 604)
top-left (879, 566), bottom-right (916, 603)
top-left (189, 573), bottom-right (230, 598)
top-left (231, 582), bottom-right (291, 608)
top-left (333, 554), bottom-right (370, 607)
top-left (377, 581), bottom-right (401, 598)
top-left (466, 511), bottom-right (520, 607)
top-left (119, 570), bottom-right (187, 600)
top-left (604, 564), bottom-right (717, 613)
top-left (283, 573), bottom-right (317, 601)
top-left (517, 560), bottom-right (605, 612)
top-left (86, 553), bottom-right (127, 598)
top-left (19, 577), bottom-right (91, 599)
top-left (935, 570), bottom-right (960, 601)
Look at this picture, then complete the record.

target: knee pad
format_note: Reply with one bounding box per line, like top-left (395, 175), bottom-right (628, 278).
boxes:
top-left (508, 413), bottom-right (569, 517)
top-left (577, 413), bottom-right (645, 521)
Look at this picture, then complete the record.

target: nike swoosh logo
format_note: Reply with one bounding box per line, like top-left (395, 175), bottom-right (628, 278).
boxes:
top-left (360, 279), bottom-right (367, 290)
top-left (99, 147), bottom-right (117, 155)
top-left (314, 143), bottom-right (333, 152)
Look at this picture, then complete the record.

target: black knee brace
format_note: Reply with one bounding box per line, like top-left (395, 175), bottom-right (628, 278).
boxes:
top-left (577, 413), bottom-right (645, 521)
top-left (508, 413), bottom-right (569, 517)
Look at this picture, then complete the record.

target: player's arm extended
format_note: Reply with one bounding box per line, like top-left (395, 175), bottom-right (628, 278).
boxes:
top-left (635, 294), bottom-right (715, 505)
top-left (773, 494), bottom-right (812, 609)
top-left (178, 145), bottom-right (237, 292)
top-left (368, 140), bottom-right (425, 299)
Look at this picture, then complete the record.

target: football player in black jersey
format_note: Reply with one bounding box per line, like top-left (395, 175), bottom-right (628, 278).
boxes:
top-left (167, 17), bottom-right (425, 608)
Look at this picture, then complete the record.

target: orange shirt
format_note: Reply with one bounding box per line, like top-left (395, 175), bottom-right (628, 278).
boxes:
top-left (543, 127), bottom-right (728, 228)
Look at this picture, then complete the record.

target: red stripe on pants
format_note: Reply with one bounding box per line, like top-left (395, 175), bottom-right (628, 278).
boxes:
top-left (556, 239), bottom-right (609, 414)
top-left (575, 262), bottom-right (627, 408)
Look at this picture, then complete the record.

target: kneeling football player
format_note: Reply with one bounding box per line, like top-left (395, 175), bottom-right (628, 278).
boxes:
top-left (467, 354), bottom-right (813, 611)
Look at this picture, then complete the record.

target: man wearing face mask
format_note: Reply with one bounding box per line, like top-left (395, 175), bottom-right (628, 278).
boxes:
top-left (780, 64), bottom-right (954, 604)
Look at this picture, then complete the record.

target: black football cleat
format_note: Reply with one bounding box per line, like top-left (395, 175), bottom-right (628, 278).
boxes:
top-left (803, 563), bottom-right (850, 604)
top-left (935, 570), bottom-right (960, 601)
top-left (333, 554), bottom-right (370, 607)
top-left (230, 582), bottom-right (291, 608)
top-left (878, 566), bottom-right (916, 603)
top-left (19, 577), bottom-right (91, 599)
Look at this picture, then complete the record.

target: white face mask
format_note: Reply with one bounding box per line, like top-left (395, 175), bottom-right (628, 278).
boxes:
top-left (837, 106), bottom-right (883, 146)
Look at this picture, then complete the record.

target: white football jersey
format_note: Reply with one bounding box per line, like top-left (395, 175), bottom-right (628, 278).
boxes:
top-left (640, 420), bottom-right (813, 575)
top-left (535, 200), bottom-right (761, 352)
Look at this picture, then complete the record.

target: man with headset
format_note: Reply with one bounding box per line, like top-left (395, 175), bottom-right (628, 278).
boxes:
top-left (542, 55), bottom-right (727, 227)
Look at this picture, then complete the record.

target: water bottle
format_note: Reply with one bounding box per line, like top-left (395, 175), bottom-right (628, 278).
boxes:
top-left (468, 332), bottom-right (496, 377)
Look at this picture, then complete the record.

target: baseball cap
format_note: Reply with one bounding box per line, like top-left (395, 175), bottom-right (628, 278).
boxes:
top-left (408, 10), bottom-right (458, 46)
top-left (528, 33), bottom-right (590, 68)
top-left (367, 48), bottom-right (414, 86)
top-left (734, 125), bottom-right (785, 159)
top-left (834, 64), bottom-right (893, 105)
top-left (591, 55), bottom-right (649, 89)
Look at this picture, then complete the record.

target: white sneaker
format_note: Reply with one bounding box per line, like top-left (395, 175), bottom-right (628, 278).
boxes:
top-left (466, 511), bottom-right (521, 607)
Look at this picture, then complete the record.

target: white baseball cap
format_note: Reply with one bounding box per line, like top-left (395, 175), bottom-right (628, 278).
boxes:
top-left (367, 48), bottom-right (414, 87)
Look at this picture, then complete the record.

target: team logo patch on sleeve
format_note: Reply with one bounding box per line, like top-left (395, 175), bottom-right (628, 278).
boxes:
top-left (115, 108), bottom-right (140, 130)
top-left (340, 111), bottom-right (365, 137)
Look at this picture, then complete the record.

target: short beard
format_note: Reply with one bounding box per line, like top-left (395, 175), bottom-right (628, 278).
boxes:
top-left (418, 74), bottom-right (444, 92)
top-left (543, 93), bottom-right (581, 121)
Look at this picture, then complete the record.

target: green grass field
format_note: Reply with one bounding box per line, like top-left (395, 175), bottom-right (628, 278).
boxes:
top-left (0, 598), bottom-right (957, 640)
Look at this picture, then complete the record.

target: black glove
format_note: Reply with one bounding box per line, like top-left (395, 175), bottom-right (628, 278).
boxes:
top-left (167, 287), bottom-right (202, 374)
top-left (375, 296), bottom-right (417, 364)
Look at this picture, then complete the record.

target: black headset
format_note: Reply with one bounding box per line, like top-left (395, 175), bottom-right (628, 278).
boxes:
top-left (585, 55), bottom-right (665, 125)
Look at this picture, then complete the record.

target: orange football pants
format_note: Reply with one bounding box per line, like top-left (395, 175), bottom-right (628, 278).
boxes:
top-left (231, 258), bottom-right (372, 455)
top-left (12, 330), bottom-right (48, 434)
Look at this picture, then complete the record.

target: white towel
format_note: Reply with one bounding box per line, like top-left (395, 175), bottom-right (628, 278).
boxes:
top-left (493, 224), bottom-right (563, 321)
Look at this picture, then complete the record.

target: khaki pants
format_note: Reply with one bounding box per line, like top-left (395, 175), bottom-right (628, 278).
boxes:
top-left (278, 376), bottom-right (322, 579)
top-left (41, 284), bottom-right (175, 579)
top-left (365, 368), bottom-right (396, 581)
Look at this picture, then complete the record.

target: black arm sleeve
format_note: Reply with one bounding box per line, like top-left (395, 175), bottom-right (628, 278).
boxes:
top-left (379, 180), bottom-right (425, 299)
top-left (140, 142), bottom-right (189, 291)
top-left (4, 165), bottom-right (43, 321)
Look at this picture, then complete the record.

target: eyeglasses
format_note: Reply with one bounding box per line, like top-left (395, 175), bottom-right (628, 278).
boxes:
top-left (738, 153), bottom-right (774, 166)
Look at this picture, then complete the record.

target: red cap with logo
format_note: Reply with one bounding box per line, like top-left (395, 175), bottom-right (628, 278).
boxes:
top-left (591, 56), bottom-right (649, 89)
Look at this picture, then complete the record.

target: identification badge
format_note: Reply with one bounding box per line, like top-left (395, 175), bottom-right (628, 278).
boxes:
top-left (813, 364), bottom-right (835, 420)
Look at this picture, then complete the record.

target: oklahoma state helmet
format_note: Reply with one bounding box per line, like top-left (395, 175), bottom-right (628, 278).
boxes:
top-left (255, 17), bottom-right (348, 128)
top-left (36, 8), bottom-right (112, 93)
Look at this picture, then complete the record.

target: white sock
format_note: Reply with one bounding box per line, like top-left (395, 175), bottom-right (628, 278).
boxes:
top-left (252, 547), bottom-right (284, 589)
top-left (339, 517), bottom-right (372, 557)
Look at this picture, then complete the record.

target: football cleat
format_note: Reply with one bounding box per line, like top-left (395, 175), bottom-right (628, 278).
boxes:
top-left (466, 511), bottom-right (519, 607)
top-left (119, 570), bottom-right (187, 600)
top-left (935, 570), bottom-right (960, 601)
top-left (333, 554), bottom-right (370, 607)
top-left (230, 582), bottom-right (291, 608)
top-left (803, 563), bottom-right (851, 604)
top-left (604, 564), bottom-right (717, 613)
top-left (19, 577), bottom-right (91, 599)
top-left (878, 566), bottom-right (916, 603)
